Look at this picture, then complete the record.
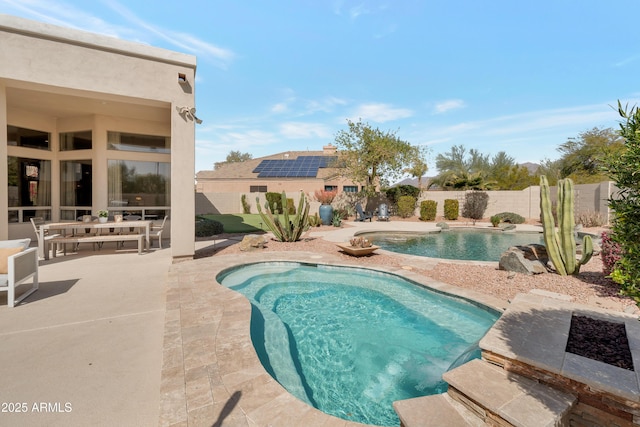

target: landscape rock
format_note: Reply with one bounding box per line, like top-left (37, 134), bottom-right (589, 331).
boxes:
top-left (499, 244), bottom-right (550, 275)
top-left (239, 234), bottom-right (268, 251)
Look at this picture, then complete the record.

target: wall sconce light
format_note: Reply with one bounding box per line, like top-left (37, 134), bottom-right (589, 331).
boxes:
top-left (176, 106), bottom-right (203, 124)
top-left (178, 73), bottom-right (188, 85)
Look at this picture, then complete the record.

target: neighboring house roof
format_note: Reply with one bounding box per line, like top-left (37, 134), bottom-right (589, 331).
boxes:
top-left (196, 150), bottom-right (339, 180)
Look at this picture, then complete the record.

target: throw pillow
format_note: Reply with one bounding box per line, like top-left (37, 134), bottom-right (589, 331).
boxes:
top-left (0, 247), bottom-right (23, 274)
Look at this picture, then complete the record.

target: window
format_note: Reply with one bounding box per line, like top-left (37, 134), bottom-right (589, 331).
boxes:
top-left (7, 125), bottom-right (50, 150)
top-left (60, 130), bottom-right (92, 151)
top-left (324, 185), bottom-right (338, 192)
top-left (343, 186), bottom-right (358, 193)
top-left (60, 160), bottom-right (92, 220)
top-left (107, 131), bottom-right (170, 154)
top-left (7, 156), bottom-right (52, 222)
top-left (250, 185), bottom-right (267, 193)
top-left (108, 160), bottom-right (170, 209)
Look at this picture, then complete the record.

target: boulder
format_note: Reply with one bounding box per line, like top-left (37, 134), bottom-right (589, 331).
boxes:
top-left (436, 222), bottom-right (450, 230)
top-left (239, 234), bottom-right (267, 251)
top-left (499, 244), bottom-right (550, 275)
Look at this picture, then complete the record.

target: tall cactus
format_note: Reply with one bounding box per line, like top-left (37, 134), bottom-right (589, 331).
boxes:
top-left (256, 191), bottom-right (310, 242)
top-left (540, 176), bottom-right (593, 275)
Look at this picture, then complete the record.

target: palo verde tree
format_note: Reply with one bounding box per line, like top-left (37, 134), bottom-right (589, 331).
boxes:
top-left (334, 119), bottom-right (418, 195)
top-left (556, 127), bottom-right (624, 183)
top-left (403, 145), bottom-right (430, 190)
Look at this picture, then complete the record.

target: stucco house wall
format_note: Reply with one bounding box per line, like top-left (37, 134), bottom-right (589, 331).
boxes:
top-left (0, 15), bottom-right (197, 259)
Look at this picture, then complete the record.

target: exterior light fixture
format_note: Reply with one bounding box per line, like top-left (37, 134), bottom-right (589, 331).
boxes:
top-left (176, 106), bottom-right (203, 124)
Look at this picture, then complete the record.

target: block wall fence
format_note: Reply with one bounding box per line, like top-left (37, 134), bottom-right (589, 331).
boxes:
top-left (196, 181), bottom-right (618, 224)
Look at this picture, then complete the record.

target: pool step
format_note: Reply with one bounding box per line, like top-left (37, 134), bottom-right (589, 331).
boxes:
top-left (443, 359), bottom-right (577, 426)
top-left (394, 359), bottom-right (577, 427)
top-left (394, 393), bottom-right (484, 427)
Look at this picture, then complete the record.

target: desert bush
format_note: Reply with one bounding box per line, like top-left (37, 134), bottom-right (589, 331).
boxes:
top-left (397, 195), bottom-right (417, 218)
top-left (384, 185), bottom-right (420, 206)
top-left (495, 212), bottom-right (525, 224)
top-left (241, 194), bottom-right (251, 214)
top-left (195, 217), bottom-right (224, 237)
top-left (601, 231), bottom-right (622, 276)
top-left (490, 215), bottom-right (501, 227)
top-left (265, 192), bottom-right (283, 213)
top-left (419, 200), bottom-right (437, 221)
top-left (575, 210), bottom-right (604, 228)
top-left (462, 191), bottom-right (489, 224)
top-left (444, 199), bottom-right (459, 220)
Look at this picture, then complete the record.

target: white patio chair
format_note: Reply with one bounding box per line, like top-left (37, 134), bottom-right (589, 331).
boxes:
top-left (150, 216), bottom-right (168, 249)
top-left (0, 238), bottom-right (38, 307)
top-left (30, 217), bottom-right (62, 259)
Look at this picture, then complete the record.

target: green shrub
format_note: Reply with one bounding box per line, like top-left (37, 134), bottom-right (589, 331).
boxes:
top-left (444, 199), bottom-right (459, 220)
top-left (495, 212), bottom-right (525, 224)
top-left (265, 192), bottom-right (283, 213)
top-left (604, 103), bottom-right (640, 304)
top-left (490, 215), bottom-right (501, 227)
top-left (241, 194), bottom-right (251, 214)
top-left (385, 185), bottom-right (420, 213)
top-left (195, 217), bottom-right (224, 237)
top-left (397, 195), bottom-right (416, 218)
top-left (462, 191), bottom-right (488, 224)
top-left (419, 200), bottom-right (437, 221)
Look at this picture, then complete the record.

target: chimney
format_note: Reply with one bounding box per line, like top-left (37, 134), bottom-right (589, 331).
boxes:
top-left (323, 144), bottom-right (337, 155)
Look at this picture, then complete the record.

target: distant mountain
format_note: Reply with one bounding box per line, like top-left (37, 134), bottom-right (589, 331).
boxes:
top-left (521, 162), bottom-right (540, 174)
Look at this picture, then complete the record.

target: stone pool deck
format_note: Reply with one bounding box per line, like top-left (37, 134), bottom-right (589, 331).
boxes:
top-left (159, 248), bottom-right (507, 426)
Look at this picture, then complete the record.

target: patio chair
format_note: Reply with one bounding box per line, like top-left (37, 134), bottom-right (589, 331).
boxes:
top-left (355, 203), bottom-right (373, 222)
top-left (30, 217), bottom-right (62, 259)
top-left (0, 238), bottom-right (38, 307)
top-left (150, 216), bottom-right (168, 249)
top-left (377, 203), bottom-right (390, 221)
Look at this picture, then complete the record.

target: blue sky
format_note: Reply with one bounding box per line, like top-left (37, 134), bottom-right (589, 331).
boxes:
top-left (2, 0), bottom-right (639, 176)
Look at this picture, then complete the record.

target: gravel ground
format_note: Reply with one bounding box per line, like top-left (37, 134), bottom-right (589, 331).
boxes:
top-left (198, 219), bottom-right (638, 315)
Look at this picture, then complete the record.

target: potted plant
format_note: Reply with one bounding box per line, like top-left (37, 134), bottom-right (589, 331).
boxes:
top-left (98, 210), bottom-right (109, 223)
top-left (313, 189), bottom-right (337, 226)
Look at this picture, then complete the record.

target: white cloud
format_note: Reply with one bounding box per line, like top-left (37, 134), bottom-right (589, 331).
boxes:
top-left (351, 103), bottom-right (413, 122)
top-left (613, 55), bottom-right (640, 68)
top-left (304, 96), bottom-right (348, 114)
top-left (434, 99), bottom-right (466, 114)
top-left (0, 0), bottom-right (236, 68)
top-left (103, 0), bottom-right (235, 68)
top-left (280, 122), bottom-right (332, 139)
top-left (271, 103), bottom-right (289, 114)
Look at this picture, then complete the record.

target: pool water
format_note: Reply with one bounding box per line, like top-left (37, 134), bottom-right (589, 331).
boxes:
top-left (218, 262), bottom-right (500, 426)
top-left (361, 229), bottom-right (544, 261)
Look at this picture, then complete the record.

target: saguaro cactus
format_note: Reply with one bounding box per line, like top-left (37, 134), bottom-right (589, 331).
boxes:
top-left (256, 191), bottom-right (310, 242)
top-left (540, 176), bottom-right (593, 275)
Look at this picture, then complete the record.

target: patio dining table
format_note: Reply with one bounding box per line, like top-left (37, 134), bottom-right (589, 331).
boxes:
top-left (39, 220), bottom-right (152, 260)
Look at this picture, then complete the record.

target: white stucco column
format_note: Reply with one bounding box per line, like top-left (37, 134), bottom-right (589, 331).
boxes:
top-left (0, 84), bottom-right (7, 239)
top-left (170, 104), bottom-right (195, 259)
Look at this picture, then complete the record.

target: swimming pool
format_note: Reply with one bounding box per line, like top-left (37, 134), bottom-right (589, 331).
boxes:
top-left (218, 262), bottom-right (500, 426)
top-left (359, 229), bottom-right (544, 261)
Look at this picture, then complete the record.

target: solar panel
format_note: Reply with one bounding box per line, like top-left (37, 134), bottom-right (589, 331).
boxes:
top-left (253, 155), bottom-right (337, 178)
